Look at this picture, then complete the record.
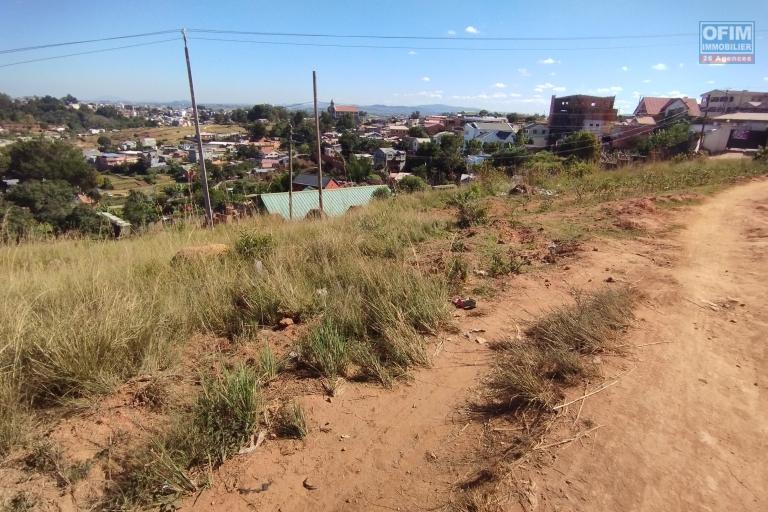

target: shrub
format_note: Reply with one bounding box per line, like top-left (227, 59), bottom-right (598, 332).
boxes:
top-left (371, 186), bottom-right (392, 200)
top-left (235, 231), bottom-right (274, 259)
top-left (276, 401), bottom-right (308, 439)
top-left (299, 319), bottom-right (351, 379)
top-left (398, 175), bottom-right (428, 193)
top-left (446, 255), bottom-right (468, 284)
top-left (449, 189), bottom-right (488, 228)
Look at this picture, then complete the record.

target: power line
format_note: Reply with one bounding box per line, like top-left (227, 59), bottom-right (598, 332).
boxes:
top-left (188, 28), bottom-right (717, 41)
top-left (189, 36), bottom-right (692, 52)
top-left (0, 38), bottom-right (179, 69)
top-left (0, 29), bottom-right (180, 55)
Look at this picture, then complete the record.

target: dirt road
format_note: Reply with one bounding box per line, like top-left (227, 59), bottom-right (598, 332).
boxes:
top-left (538, 180), bottom-right (768, 511)
top-left (184, 180), bottom-right (768, 511)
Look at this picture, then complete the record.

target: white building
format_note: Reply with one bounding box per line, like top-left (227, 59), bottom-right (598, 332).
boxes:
top-left (522, 123), bottom-right (550, 148)
top-left (463, 122), bottom-right (516, 146)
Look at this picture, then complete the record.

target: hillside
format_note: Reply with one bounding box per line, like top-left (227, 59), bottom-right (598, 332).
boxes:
top-left (0, 157), bottom-right (766, 511)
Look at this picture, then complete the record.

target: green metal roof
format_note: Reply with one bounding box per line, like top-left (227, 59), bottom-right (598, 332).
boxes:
top-left (259, 185), bottom-right (388, 220)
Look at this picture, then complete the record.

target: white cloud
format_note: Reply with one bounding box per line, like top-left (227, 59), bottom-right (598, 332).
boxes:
top-left (517, 68), bottom-right (531, 77)
top-left (493, 82), bottom-right (507, 88)
top-left (642, 79), bottom-right (652, 83)
top-left (631, 91), bottom-right (641, 99)
top-left (621, 66), bottom-right (629, 71)
top-left (421, 76), bottom-right (431, 82)
top-left (447, 30), bottom-right (456, 35)
top-left (465, 25), bottom-right (479, 34)
top-left (595, 86), bottom-right (623, 94)
top-left (678, 63), bottom-right (685, 68)
top-left (763, 76), bottom-right (768, 81)
top-left (538, 57), bottom-right (559, 65)
top-left (651, 63), bottom-right (668, 71)
top-left (533, 82), bottom-right (566, 93)
top-left (667, 90), bottom-right (689, 97)
top-left (549, 72), bottom-right (557, 76)
top-left (706, 80), bottom-right (715, 84)
top-left (408, 50), bottom-right (417, 55)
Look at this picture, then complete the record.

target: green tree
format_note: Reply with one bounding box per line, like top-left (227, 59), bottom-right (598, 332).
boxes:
top-left (248, 122), bottom-right (268, 140)
top-left (6, 180), bottom-right (75, 229)
top-left (347, 155), bottom-right (373, 182)
top-left (97, 135), bottom-right (112, 152)
top-left (339, 132), bottom-right (360, 156)
top-left (408, 126), bottom-right (428, 138)
top-left (557, 131), bottom-right (600, 161)
top-left (465, 139), bottom-right (483, 155)
top-left (6, 139), bottom-right (97, 189)
top-left (122, 190), bottom-right (159, 226)
top-left (336, 113), bottom-right (356, 130)
top-left (64, 204), bottom-right (110, 235)
top-left (247, 104), bottom-right (274, 122)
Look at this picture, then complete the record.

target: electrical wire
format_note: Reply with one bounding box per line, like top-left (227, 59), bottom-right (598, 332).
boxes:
top-left (0, 29), bottom-right (180, 55)
top-left (0, 37), bottom-right (180, 69)
top-left (189, 36), bottom-right (692, 52)
top-left (187, 28), bottom-right (716, 41)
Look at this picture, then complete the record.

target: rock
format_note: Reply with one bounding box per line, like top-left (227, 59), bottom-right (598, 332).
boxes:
top-left (172, 243), bottom-right (231, 262)
top-left (278, 317), bottom-right (295, 329)
top-left (303, 477), bottom-right (318, 490)
top-left (605, 276), bottom-right (615, 283)
top-left (475, 337), bottom-right (487, 345)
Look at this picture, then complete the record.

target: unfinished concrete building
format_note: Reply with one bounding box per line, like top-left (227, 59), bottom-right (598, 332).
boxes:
top-left (548, 94), bottom-right (618, 143)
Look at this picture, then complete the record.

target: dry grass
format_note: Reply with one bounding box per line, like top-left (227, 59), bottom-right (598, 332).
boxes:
top-left (486, 287), bottom-right (635, 413)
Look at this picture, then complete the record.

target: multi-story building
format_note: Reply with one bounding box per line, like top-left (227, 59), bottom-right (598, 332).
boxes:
top-left (700, 90), bottom-right (768, 115)
top-left (548, 94), bottom-right (618, 141)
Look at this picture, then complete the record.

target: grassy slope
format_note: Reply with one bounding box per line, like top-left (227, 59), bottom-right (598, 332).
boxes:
top-left (1, 158), bottom-right (766, 508)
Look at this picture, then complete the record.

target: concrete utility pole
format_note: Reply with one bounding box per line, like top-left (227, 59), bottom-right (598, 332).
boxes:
top-left (288, 122), bottom-right (294, 220)
top-left (181, 28), bottom-right (213, 227)
top-left (312, 70), bottom-right (324, 214)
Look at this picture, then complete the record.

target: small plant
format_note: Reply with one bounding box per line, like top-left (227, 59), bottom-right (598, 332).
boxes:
top-left (299, 319), bottom-right (351, 379)
top-left (6, 492), bottom-right (37, 512)
top-left (194, 365), bottom-right (262, 464)
top-left (450, 236), bottom-right (467, 252)
top-left (276, 401), bottom-right (308, 439)
top-left (486, 249), bottom-right (526, 277)
top-left (451, 189), bottom-right (488, 228)
top-left (446, 255), bottom-right (468, 285)
top-left (371, 187), bottom-right (392, 200)
top-left (235, 231), bottom-right (274, 259)
top-left (132, 379), bottom-right (168, 411)
top-left (257, 343), bottom-right (281, 383)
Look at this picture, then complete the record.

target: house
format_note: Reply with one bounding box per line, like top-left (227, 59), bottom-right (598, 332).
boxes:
top-left (95, 152), bottom-right (139, 170)
top-left (97, 211), bottom-right (131, 237)
top-left (404, 137), bottom-right (431, 153)
top-left (633, 97), bottom-right (701, 121)
top-left (373, 148), bottom-right (406, 171)
top-left (522, 123), bottom-right (550, 148)
top-left (700, 112), bottom-right (768, 153)
top-left (700, 90), bottom-right (768, 115)
top-left (386, 125), bottom-right (409, 138)
top-left (140, 137), bottom-right (157, 148)
top-left (548, 94), bottom-right (618, 141)
top-left (424, 123), bottom-right (446, 136)
top-left (328, 100), bottom-right (360, 120)
top-left (463, 122), bottom-right (516, 145)
top-left (292, 172), bottom-right (340, 191)
top-left (119, 140), bottom-right (138, 151)
top-left (324, 143), bottom-right (343, 157)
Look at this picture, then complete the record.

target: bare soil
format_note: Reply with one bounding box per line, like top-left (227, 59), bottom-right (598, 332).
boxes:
top-left (183, 179), bottom-right (768, 511)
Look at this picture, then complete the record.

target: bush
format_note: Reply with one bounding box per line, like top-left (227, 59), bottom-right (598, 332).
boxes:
top-left (449, 188), bottom-right (488, 228)
top-left (235, 231), bottom-right (274, 259)
top-left (398, 175), bottom-right (428, 193)
top-left (371, 187), bottom-right (391, 200)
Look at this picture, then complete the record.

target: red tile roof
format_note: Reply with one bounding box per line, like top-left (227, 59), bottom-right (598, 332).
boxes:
top-left (334, 105), bottom-right (359, 113)
top-left (635, 97), bottom-right (670, 116)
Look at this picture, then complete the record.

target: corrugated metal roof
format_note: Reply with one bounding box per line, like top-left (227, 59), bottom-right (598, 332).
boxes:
top-left (259, 185), bottom-right (388, 220)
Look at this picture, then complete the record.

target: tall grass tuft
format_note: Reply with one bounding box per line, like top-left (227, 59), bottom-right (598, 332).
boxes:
top-left (486, 287), bottom-right (635, 412)
top-left (105, 364), bottom-right (262, 508)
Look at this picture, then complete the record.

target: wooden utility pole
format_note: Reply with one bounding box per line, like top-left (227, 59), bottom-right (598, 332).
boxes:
top-left (181, 28), bottom-right (213, 227)
top-left (312, 70), bottom-right (324, 214)
top-left (288, 122), bottom-right (294, 220)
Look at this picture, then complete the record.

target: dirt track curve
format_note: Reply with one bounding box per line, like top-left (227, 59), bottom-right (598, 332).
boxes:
top-left (184, 180), bottom-right (768, 512)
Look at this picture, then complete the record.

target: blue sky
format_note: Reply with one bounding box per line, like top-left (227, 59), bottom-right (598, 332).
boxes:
top-left (0, 0), bottom-right (766, 113)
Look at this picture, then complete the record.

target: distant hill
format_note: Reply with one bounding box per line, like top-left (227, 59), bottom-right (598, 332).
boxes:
top-left (283, 102), bottom-right (480, 117)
